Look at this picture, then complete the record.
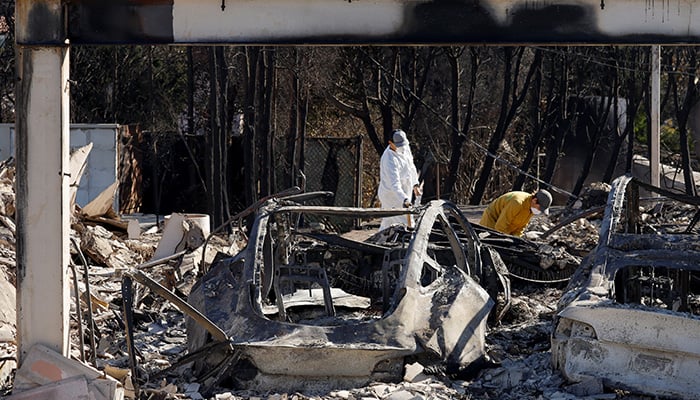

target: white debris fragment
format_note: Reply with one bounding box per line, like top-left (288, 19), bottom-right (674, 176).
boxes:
top-left (403, 362), bottom-right (427, 383)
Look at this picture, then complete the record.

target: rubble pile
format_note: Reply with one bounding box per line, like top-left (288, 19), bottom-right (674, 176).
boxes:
top-left (0, 158), bottom-right (16, 395)
top-left (464, 184), bottom-right (616, 286)
top-left (0, 174), bottom-right (676, 399)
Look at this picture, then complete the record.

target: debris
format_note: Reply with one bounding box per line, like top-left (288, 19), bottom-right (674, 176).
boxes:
top-left (403, 362), bottom-right (428, 383)
top-left (153, 213), bottom-right (209, 260)
top-left (186, 199), bottom-right (505, 393)
top-left (5, 375), bottom-right (91, 400)
top-left (0, 165), bottom-right (680, 400)
top-left (473, 223), bottom-right (580, 283)
top-left (82, 181), bottom-right (119, 219)
top-left (553, 175), bottom-right (700, 399)
top-left (127, 219), bottom-right (141, 239)
top-left (12, 343), bottom-right (123, 400)
top-left (565, 376), bottom-right (605, 396)
top-left (69, 143), bottom-right (93, 210)
top-left (384, 390), bottom-right (418, 400)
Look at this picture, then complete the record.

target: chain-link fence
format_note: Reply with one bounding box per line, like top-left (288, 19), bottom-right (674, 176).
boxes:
top-left (301, 136), bottom-right (363, 232)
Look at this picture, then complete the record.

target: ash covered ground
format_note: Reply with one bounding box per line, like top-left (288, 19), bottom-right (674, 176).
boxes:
top-left (0, 182), bottom-right (681, 400)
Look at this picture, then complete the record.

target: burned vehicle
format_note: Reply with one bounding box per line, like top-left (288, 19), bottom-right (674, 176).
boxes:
top-left (186, 194), bottom-right (510, 391)
top-left (552, 174), bottom-right (700, 399)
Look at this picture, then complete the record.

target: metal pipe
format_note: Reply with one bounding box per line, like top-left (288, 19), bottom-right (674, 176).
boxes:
top-left (125, 268), bottom-right (229, 342)
top-left (121, 275), bottom-right (140, 398)
top-left (70, 237), bottom-right (98, 365)
top-left (68, 262), bottom-right (85, 363)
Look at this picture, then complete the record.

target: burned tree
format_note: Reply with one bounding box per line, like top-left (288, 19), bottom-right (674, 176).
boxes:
top-left (470, 47), bottom-right (542, 205)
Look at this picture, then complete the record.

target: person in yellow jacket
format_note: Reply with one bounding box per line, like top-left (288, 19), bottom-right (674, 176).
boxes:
top-left (479, 189), bottom-right (552, 237)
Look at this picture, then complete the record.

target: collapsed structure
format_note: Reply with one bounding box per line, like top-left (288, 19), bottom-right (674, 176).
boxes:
top-left (186, 194), bottom-right (511, 392)
top-left (3, 150), bottom-right (699, 399)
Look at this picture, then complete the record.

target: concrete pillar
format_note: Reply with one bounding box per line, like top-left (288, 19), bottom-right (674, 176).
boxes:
top-left (15, 43), bottom-right (71, 361)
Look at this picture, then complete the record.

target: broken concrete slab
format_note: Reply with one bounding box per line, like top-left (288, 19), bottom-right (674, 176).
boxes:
top-left (6, 375), bottom-right (91, 400)
top-left (12, 343), bottom-right (123, 400)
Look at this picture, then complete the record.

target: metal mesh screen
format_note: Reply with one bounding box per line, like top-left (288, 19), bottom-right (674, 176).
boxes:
top-left (302, 136), bottom-right (363, 232)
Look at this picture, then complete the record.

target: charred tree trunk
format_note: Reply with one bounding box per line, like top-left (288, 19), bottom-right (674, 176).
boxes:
top-left (286, 49), bottom-right (301, 189)
top-left (542, 50), bottom-right (571, 186)
top-left (187, 48), bottom-right (195, 137)
top-left (470, 48), bottom-right (541, 205)
top-left (243, 47), bottom-right (260, 207)
top-left (258, 47), bottom-right (275, 195)
top-left (298, 94), bottom-right (308, 190)
top-left (256, 51), bottom-right (269, 196)
top-left (513, 50), bottom-right (546, 191)
top-left (569, 76), bottom-right (616, 203)
top-left (444, 48), bottom-right (462, 200)
top-left (379, 50), bottom-right (398, 144)
top-left (670, 49), bottom-right (699, 196)
top-left (206, 47), bottom-right (231, 228)
top-left (215, 46), bottom-right (231, 225)
top-left (206, 47), bottom-right (216, 223)
top-left (625, 50), bottom-right (649, 174)
top-left (444, 48), bottom-right (478, 201)
top-left (609, 49), bottom-right (643, 180)
top-left (398, 48), bottom-right (436, 134)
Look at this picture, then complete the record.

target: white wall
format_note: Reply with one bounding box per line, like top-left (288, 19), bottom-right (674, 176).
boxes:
top-left (0, 123), bottom-right (119, 209)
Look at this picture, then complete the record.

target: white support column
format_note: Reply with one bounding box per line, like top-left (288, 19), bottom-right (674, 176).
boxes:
top-left (15, 46), bottom-right (71, 361)
top-left (650, 45), bottom-right (661, 187)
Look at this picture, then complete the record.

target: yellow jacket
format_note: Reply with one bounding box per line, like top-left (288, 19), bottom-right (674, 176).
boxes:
top-left (479, 191), bottom-right (533, 237)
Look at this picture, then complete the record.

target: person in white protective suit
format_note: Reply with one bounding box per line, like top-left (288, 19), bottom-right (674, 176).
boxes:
top-left (378, 129), bottom-right (421, 230)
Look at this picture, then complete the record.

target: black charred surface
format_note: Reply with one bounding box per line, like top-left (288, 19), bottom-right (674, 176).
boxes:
top-left (17, 2), bottom-right (65, 44)
top-left (404, 1), bottom-right (605, 43)
top-left (61, 0), bottom-right (700, 45)
top-left (67, 0), bottom-right (174, 44)
top-left (609, 234), bottom-right (700, 253)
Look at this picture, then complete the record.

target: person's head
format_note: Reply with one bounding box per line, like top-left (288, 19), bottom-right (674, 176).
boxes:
top-left (389, 129), bottom-right (409, 154)
top-left (531, 189), bottom-right (552, 215)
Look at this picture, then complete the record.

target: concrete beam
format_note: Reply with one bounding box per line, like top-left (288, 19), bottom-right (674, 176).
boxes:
top-left (61, 0), bottom-right (700, 45)
top-left (15, 4), bottom-right (71, 359)
top-left (16, 0), bottom-right (64, 45)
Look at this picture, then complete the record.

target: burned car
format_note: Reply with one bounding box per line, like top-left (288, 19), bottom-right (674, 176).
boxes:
top-left (552, 174), bottom-right (700, 399)
top-left (186, 194), bottom-right (509, 391)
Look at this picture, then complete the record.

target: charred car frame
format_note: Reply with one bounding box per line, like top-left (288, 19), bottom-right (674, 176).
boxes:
top-left (552, 174), bottom-right (700, 399)
top-left (186, 194), bottom-right (510, 391)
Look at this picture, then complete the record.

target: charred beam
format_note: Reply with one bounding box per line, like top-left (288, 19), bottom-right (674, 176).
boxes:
top-left (61, 0), bottom-right (700, 46)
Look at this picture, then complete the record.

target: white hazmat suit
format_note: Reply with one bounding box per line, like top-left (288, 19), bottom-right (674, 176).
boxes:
top-left (378, 130), bottom-right (419, 230)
